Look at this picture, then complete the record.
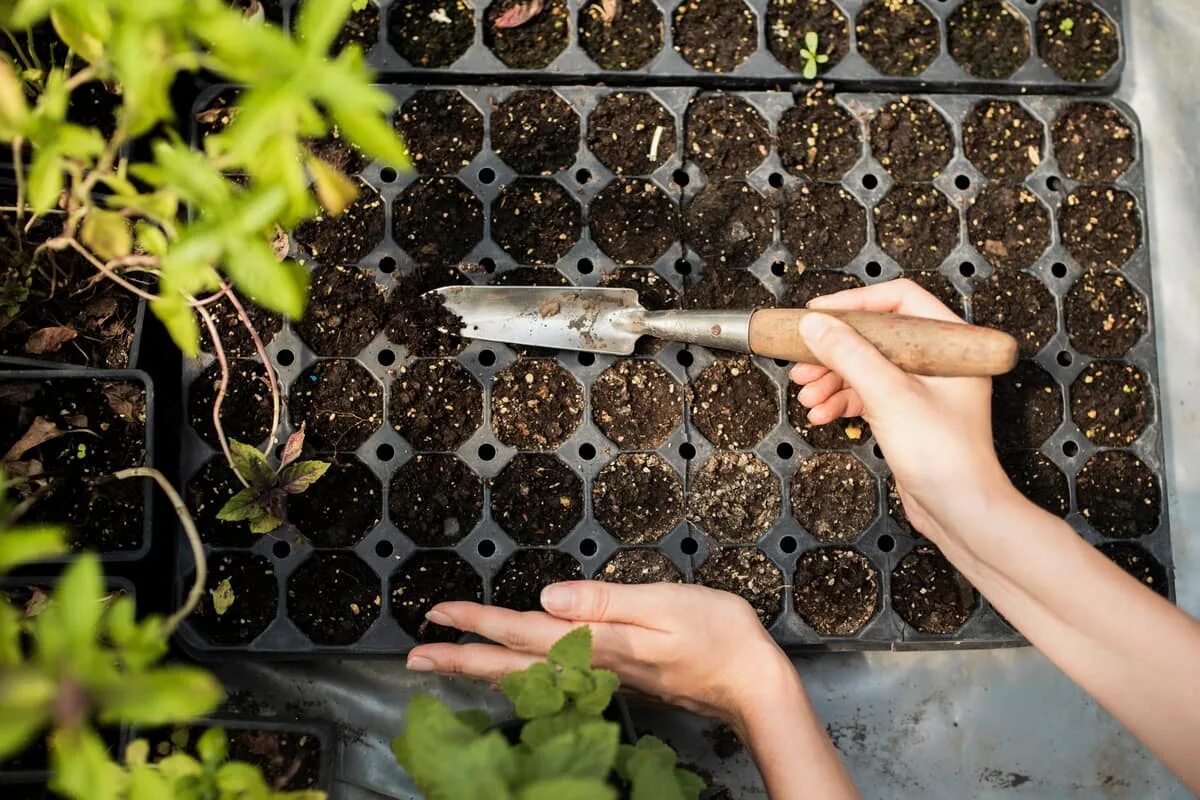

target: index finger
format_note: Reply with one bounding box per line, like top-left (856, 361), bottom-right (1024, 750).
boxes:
top-left (541, 581), bottom-right (689, 630)
top-left (807, 278), bottom-right (963, 324)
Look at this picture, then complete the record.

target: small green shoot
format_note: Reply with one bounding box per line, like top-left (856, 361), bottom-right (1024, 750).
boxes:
top-left (217, 426), bottom-right (329, 534)
top-left (1059, 17), bottom-right (1075, 35)
top-left (799, 30), bottom-right (829, 80)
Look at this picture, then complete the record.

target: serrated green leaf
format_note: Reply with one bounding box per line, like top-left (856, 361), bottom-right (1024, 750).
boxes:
top-left (0, 523), bottom-right (68, 571)
top-left (279, 460), bottom-right (329, 494)
top-left (48, 726), bottom-right (124, 800)
top-left (229, 439), bottom-right (275, 488)
top-left (573, 669), bottom-right (618, 715)
top-left (218, 486), bottom-right (268, 522)
top-left (502, 662), bottom-right (566, 720)
top-left (197, 726), bottom-right (228, 767)
top-left (248, 510), bottom-right (284, 534)
top-left (520, 710), bottom-right (596, 748)
top-left (96, 665), bottom-right (222, 725)
top-left (81, 208), bottom-right (133, 261)
top-left (0, 668), bottom-right (54, 760)
top-left (455, 709), bottom-right (493, 733)
top-left (557, 666), bottom-right (591, 696)
top-left (548, 626), bottom-right (592, 671)
top-left (393, 694), bottom-right (517, 798)
top-left (616, 735), bottom-right (703, 800)
top-left (521, 720), bottom-right (619, 783)
top-left (518, 779), bottom-right (615, 800)
top-left (211, 576), bottom-right (236, 616)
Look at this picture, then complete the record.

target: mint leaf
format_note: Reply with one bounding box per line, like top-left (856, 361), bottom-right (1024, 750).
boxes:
top-left (548, 626), bottom-right (592, 671)
top-left (96, 666), bottom-right (223, 725)
top-left (279, 460), bottom-right (330, 494)
top-left (519, 779), bottom-right (616, 800)
top-left (393, 694), bottom-right (517, 797)
top-left (520, 720), bottom-right (618, 783)
top-left (572, 668), bottom-right (618, 715)
top-left (501, 662), bottom-right (566, 719)
top-left (217, 486), bottom-right (267, 522)
top-left (229, 440), bottom-right (275, 488)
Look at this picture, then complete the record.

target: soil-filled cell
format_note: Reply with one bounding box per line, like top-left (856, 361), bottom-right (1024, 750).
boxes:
top-left (187, 553), bottom-right (277, 645)
top-left (594, 453), bottom-right (684, 543)
top-left (688, 452), bottom-right (781, 543)
top-left (186, 458), bottom-right (259, 548)
top-left (790, 453), bottom-right (877, 543)
top-left (491, 359), bottom-right (584, 449)
top-left (971, 271), bottom-right (1057, 357)
top-left (992, 360), bottom-right (1062, 451)
top-left (492, 550), bottom-right (584, 612)
top-left (579, 0), bottom-right (665, 70)
top-left (295, 264), bottom-right (387, 356)
top-left (781, 269), bottom-right (863, 308)
top-left (288, 455), bottom-right (382, 547)
top-left (395, 90), bottom-right (484, 175)
top-left (891, 545), bottom-right (979, 635)
top-left (392, 177), bottom-right (484, 268)
top-left (589, 179), bottom-right (680, 264)
top-left (1077, 450), bottom-right (1159, 539)
top-left (1071, 361), bottom-right (1149, 446)
top-left (388, 0), bottom-right (474, 67)
top-left (485, 0), bottom-right (569, 68)
top-left (305, 0), bottom-right (379, 54)
top-left (793, 547), bottom-right (880, 636)
top-left (1052, 102), bottom-right (1135, 183)
top-left (389, 454), bottom-right (483, 546)
top-left (199, 293), bottom-right (283, 359)
top-left (905, 270), bottom-right (965, 318)
top-left (694, 547), bottom-right (784, 626)
top-left (691, 357), bottom-right (778, 449)
top-left (788, 391), bottom-right (871, 449)
top-left (390, 552), bottom-right (484, 642)
top-left (188, 360), bottom-right (272, 448)
top-left (672, 0), bottom-right (757, 73)
top-left (1036, 0), bottom-right (1119, 83)
top-left (886, 474), bottom-right (916, 535)
top-left (592, 359), bottom-right (684, 450)
top-left (1060, 186), bottom-right (1141, 271)
top-left (287, 553), bottom-right (381, 646)
top-left (685, 94), bottom-right (770, 179)
top-left (855, 0), bottom-right (940, 77)
top-left (968, 185), bottom-right (1051, 271)
top-left (874, 186), bottom-right (960, 271)
top-left (386, 266), bottom-right (470, 358)
top-left (963, 100), bottom-right (1045, 181)
top-left (684, 182), bottom-right (773, 270)
top-left (1098, 543), bottom-right (1168, 599)
top-left (778, 90), bottom-right (862, 181)
top-left (289, 360), bottom-right (383, 452)
top-left (781, 183), bottom-right (867, 270)
top-left (869, 98), bottom-right (953, 182)
top-left (492, 90), bottom-right (580, 175)
top-left (307, 127), bottom-right (368, 177)
top-left (492, 178), bottom-right (582, 265)
top-left (389, 358), bottom-right (483, 451)
top-left (766, 0), bottom-right (849, 74)
top-left (1064, 271), bottom-right (1146, 358)
top-left (294, 179), bottom-right (385, 264)
top-left (597, 549), bottom-right (683, 583)
top-left (587, 92), bottom-right (677, 175)
top-left (947, 0), bottom-right (1031, 79)
top-left (999, 450), bottom-right (1069, 516)
top-left (491, 453), bottom-right (583, 545)
top-left (685, 269), bottom-right (775, 310)
top-left (143, 725), bottom-right (322, 792)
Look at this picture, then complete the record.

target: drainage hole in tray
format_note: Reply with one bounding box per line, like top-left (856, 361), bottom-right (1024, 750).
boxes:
top-left (577, 258), bottom-right (594, 275)
top-left (578, 352), bottom-right (595, 367)
top-left (479, 349), bottom-right (496, 367)
top-left (1047, 176), bottom-right (1063, 192)
top-left (379, 256), bottom-right (397, 274)
top-left (865, 261), bottom-right (882, 278)
top-left (873, 443), bottom-right (884, 460)
top-left (575, 168), bottom-right (591, 184)
top-left (1062, 440), bottom-right (1079, 457)
top-left (477, 539), bottom-right (497, 558)
top-left (679, 442), bottom-right (696, 460)
top-left (862, 174), bottom-right (879, 190)
top-left (579, 443), bottom-right (597, 460)
top-left (672, 169), bottom-right (689, 187)
top-left (676, 350), bottom-right (694, 367)
top-left (579, 538), bottom-right (598, 557)
top-left (277, 349), bottom-right (295, 367)
top-left (959, 261), bottom-right (976, 278)
top-left (479, 167), bottom-right (495, 184)
top-left (375, 540), bottom-right (394, 558)
top-left (376, 443), bottom-right (395, 461)
top-left (380, 167), bottom-right (398, 183)
top-left (1051, 262), bottom-right (1068, 278)
top-left (774, 359), bottom-right (789, 368)
top-left (1057, 350), bottom-right (1073, 367)
top-left (771, 260), bottom-right (786, 277)
top-left (779, 535), bottom-right (797, 554)
top-left (478, 443), bottom-right (496, 461)
top-left (769, 172), bottom-right (784, 189)
top-left (776, 442), bottom-right (794, 460)
top-left (877, 534), bottom-right (895, 553)
top-left (680, 536), bottom-right (699, 555)
top-left (675, 258), bottom-right (692, 275)
top-left (272, 540), bottom-right (291, 559)
top-left (955, 175), bottom-right (971, 190)
top-left (481, 257), bottom-right (496, 273)
top-left (377, 349), bottom-right (395, 366)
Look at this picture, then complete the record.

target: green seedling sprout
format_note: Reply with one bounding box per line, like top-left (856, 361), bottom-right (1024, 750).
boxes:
top-left (799, 30), bottom-right (829, 80)
top-left (1060, 17), bottom-right (1075, 35)
top-left (217, 425), bottom-right (330, 534)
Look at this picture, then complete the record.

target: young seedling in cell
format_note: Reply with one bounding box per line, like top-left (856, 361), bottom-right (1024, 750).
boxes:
top-left (1059, 17), bottom-right (1075, 35)
top-left (217, 426), bottom-right (330, 534)
top-left (799, 31), bottom-right (830, 80)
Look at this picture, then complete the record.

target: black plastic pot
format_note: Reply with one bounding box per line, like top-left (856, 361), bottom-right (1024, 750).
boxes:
top-left (0, 302), bottom-right (149, 372)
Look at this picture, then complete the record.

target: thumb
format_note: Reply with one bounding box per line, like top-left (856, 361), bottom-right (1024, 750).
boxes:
top-left (800, 312), bottom-right (910, 407)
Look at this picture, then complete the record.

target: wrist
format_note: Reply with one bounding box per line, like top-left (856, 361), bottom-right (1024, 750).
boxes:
top-left (727, 644), bottom-right (807, 740)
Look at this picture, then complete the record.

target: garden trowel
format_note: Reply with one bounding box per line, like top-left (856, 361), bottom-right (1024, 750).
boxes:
top-left (431, 286), bottom-right (1019, 377)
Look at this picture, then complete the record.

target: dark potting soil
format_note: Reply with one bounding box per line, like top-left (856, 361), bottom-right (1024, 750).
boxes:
top-left (386, 269), bottom-right (470, 358)
top-left (685, 269), bottom-right (775, 310)
top-left (313, 0), bottom-right (380, 54)
top-left (395, 90), bottom-right (485, 175)
top-left (694, 547), bottom-right (784, 626)
top-left (781, 268), bottom-right (863, 308)
top-left (143, 723), bottom-right (321, 791)
top-left (288, 360), bottom-right (383, 452)
top-left (186, 458), bottom-right (259, 548)
top-left (684, 182), bottom-right (772, 270)
top-left (684, 94), bottom-right (770, 179)
top-left (1077, 450), bottom-right (1159, 539)
top-left (484, 0), bottom-right (570, 69)
top-left (788, 391), bottom-right (871, 449)
top-left (790, 453), bottom-right (876, 543)
top-left (307, 127), bottom-right (368, 176)
top-left (194, 88), bottom-right (240, 138)
top-left (869, 98), bottom-right (953, 183)
top-left (492, 549), bottom-right (584, 612)
top-left (599, 266), bottom-right (680, 354)
top-left (390, 552), bottom-right (484, 642)
top-left (598, 548), bottom-right (683, 583)
top-left (296, 264), bottom-right (387, 356)
top-left (188, 552), bottom-right (277, 645)
top-left (199, 293), bottom-right (283, 359)
top-left (855, 0), bottom-right (940, 77)
top-left (392, 177), bottom-right (484, 268)
top-left (491, 359), bottom-right (583, 449)
top-left (962, 100), bottom-right (1045, 181)
top-left (0, 378), bottom-right (145, 552)
top-left (967, 185), bottom-right (1051, 271)
top-left (492, 90), bottom-right (580, 175)
top-left (294, 180), bottom-right (385, 264)
top-left (389, 454), bottom-right (483, 545)
top-left (1052, 102), bottom-right (1135, 182)
top-left (1071, 361), bottom-right (1149, 446)
top-left (389, 358), bottom-right (482, 451)
top-left (188, 360), bottom-right (272, 447)
top-left (777, 90), bottom-right (862, 181)
top-left (947, 0), bottom-right (1031, 79)
top-left (892, 545), bottom-right (978, 635)
top-left (388, 0), bottom-right (474, 67)
top-left (886, 475), bottom-right (916, 536)
top-left (287, 456), bottom-right (381, 547)
top-left (672, 0), bottom-right (756, 73)
top-left (793, 547), bottom-right (880, 636)
top-left (688, 452), bottom-right (781, 543)
top-left (781, 183), bottom-right (867, 270)
top-left (998, 450), bottom-right (1069, 516)
top-left (691, 357), bottom-right (778, 449)
top-left (971, 271), bottom-right (1057, 357)
top-left (578, 0), bottom-right (665, 70)
top-left (587, 92), bottom-right (677, 175)
top-left (593, 453), bottom-right (684, 543)
top-left (491, 178), bottom-right (582, 265)
top-left (1060, 186), bottom-right (1141, 271)
top-left (589, 179), bottom-right (680, 265)
top-left (592, 359), bottom-right (684, 450)
top-left (766, 0), bottom-right (850, 74)
top-left (491, 453), bottom-right (583, 545)
top-left (905, 270), bottom-right (965, 318)
top-left (1064, 271), bottom-right (1146, 358)
top-left (287, 552), bottom-right (381, 645)
top-left (992, 360), bottom-right (1063, 452)
top-left (1098, 543), bottom-right (1169, 599)
top-left (874, 185), bottom-right (959, 272)
top-left (1036, 0), bottom-right (1119, 83)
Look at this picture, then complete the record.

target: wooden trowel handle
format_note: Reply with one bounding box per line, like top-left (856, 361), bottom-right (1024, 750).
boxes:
top-left (747, 309), bottom-right (1019, 377)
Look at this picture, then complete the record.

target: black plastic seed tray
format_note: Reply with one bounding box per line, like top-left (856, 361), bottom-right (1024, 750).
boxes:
top-left (0, 300), bottom-right (149, 372)
top-left (175, 84), bottom-right (1169, 656)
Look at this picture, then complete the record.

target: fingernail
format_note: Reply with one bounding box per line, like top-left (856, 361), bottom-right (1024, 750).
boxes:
top-left (800, 312), bottom-right (833, 342)
top-left (407, 655), bottom-right (435, 672)
top-left (540, 583), bottom-right (572, 613)
top-left (425, 609), bottom-right (453, 626)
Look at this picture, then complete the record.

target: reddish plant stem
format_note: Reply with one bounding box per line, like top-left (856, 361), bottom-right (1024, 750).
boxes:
top-left (223, 286), bottom-right (282, 454)
top-left (195, 294), bottom-right (248, 487)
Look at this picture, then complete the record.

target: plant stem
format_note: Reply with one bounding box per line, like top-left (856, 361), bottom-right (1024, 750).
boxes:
top-left (224, 287), bottom-right (282, 454)
top-left (11, 140), bottom-right (26, 224)
top-left (60, 238), bottom-right (160, 302)
top-left (195, 296), bottom-right (249, 487)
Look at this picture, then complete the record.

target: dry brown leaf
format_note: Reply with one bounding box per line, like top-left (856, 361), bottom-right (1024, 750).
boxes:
top-left (24, 325), bottom-right (77, 354)
top-left (102, 383), bottom-right (144, 421)
top-left (598, 0), bottom-right (619, 23)
top-left (493, 0), bottom-right (545, 29)
top-left (3, 417), bottom-right (68, 466)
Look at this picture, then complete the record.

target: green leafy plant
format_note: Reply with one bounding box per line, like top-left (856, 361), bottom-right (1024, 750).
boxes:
top-left (216, 425), bottom-right (329, 534)
top-left (1059, 17), bottom-right (1075, 35)
top-left (799, 30), bottom-right (829, 80)
top-left (393, 627), bottom-right (706, 800)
